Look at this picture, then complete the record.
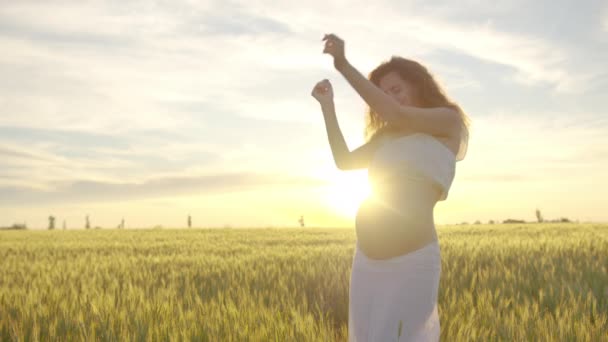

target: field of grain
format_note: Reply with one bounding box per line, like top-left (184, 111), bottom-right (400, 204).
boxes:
top-left (1, 223), bottom-right (607, 341)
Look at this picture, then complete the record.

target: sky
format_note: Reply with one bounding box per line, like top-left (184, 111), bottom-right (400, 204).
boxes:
top-left (1, 0), bottom-right (607, 229)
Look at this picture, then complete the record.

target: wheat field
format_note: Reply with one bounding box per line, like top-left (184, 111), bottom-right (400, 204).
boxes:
top-left (1, 223), bottom-right (607, 341)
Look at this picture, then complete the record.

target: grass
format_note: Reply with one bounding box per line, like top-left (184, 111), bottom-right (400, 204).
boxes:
top-left (1, 223), bottom-right (607, 341)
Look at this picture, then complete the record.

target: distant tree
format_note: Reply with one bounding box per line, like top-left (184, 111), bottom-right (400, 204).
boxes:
top-left (474, 220), bottom-right (481, 225)
top-left (503, 218), bottom-right (526, 224)
top-left (298, 215), bottom-right (305, 228)
top-left (560, 217), bottom-right (571, 223)
top-left (85, 215), bottom-right (90, 230)
top-left (535, 208), bottom-right (544, 223)
top-left (62, 220), bottom-right (66, 230)
top-left (48, 216), bottom-right (55, 230)
top-left (488, 220), bottom-right (495, 224)
top-left (460, 221), bottom-right (469, 225)
top-left (188, 215), bottom-right (192, 228)
top-left (1, 223), bottom-right (27, 230)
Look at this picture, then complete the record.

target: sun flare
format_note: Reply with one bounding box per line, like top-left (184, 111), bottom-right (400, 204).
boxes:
top-left (321, 170), bottom-right (371, 218)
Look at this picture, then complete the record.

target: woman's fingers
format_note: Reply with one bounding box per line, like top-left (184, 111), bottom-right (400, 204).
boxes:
top-left (321, 33), bottom-right (344, 59)
top-left (322, 33), bottom-right (338, 40)
top-left (314, 85), bottom-right (328, 94)
top-left (313, 79), bottom-right (331, 94)
top-left (322, 33), bottom-right (341, 43)
top-left (313, 83), bottom-right (324, 93)
top-left (311, 79), bottom-right (333, 102)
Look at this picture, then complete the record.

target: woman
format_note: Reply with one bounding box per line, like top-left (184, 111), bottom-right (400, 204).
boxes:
top-left (311, 34), bottom-right (469, 341)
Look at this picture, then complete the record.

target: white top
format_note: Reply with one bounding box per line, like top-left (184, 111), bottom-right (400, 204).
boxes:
top-left (368, 133), bottom-right (456, 201)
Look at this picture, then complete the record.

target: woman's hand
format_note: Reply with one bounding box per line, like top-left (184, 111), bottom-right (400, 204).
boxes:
top-left (322, 33), bottom-right (348, 71)
top-left (311, 79), bottom-right (334, 105)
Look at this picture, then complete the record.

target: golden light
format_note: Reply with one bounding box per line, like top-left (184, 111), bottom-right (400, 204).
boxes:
top-left (320, 168), bottom-right (371, 219)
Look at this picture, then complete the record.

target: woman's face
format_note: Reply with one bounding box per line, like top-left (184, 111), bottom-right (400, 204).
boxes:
top-left (378, 70), bottom-right (417, 107)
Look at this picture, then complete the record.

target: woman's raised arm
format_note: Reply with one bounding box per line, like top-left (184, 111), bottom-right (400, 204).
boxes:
top-left (312, 79), bottom-right (383, 170)
top-left (322, 33), bottom-right (460, 137)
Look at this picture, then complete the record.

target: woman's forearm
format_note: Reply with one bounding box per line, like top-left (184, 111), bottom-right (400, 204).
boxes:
top-left (337, 60), bottom-right (403, 125)
top-left (320, 101), bottom-right (350, 169)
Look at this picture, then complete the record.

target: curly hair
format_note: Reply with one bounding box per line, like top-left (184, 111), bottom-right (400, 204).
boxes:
top-left (364, 56), bottom-right (470, 161)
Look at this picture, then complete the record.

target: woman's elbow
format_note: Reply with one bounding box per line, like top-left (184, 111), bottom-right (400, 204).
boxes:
top-left (335, 160), bottom-right (348, 171)
top-left (335, 157), bottom-right (352, 171)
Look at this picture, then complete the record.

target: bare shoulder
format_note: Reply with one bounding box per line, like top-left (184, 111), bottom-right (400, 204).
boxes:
top-left (433, 107), bottom-right (462, 155)
top-left (378, 122), bottom-right (460, 156)
top-left (434, 130), bottom-right (460, 157)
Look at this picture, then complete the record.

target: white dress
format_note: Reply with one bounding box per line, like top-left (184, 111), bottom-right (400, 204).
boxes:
top-left (348, 133), bottom-right (456, 341)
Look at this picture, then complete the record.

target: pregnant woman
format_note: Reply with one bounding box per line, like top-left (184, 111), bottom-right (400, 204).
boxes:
top-left (311, 34), bottom-right (469, 341)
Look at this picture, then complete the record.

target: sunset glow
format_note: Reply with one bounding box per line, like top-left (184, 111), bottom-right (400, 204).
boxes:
top-left (1, 1), bottom-right (607, 228)
top-left (322, 171), bottom-right (371, 219)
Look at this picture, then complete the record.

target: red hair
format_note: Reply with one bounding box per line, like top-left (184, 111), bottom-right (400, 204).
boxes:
top-left (365, 56), bottom-right (470, 160)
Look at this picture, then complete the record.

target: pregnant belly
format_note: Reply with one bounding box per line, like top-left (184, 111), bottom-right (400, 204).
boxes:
top-left (355, 191), bottom-right (438, 260)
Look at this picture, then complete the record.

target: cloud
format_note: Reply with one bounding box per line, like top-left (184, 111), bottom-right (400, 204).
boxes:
top-left (198, 5), bottom-right (291, 37)
top-left (0, 1), bottom-right (179, 43)
top-left (1, 0), bottom-right (603, 137)
top-left (456, 108), bottom-right (608, 188)
top-left (0, 126), bottom-right (220, 189)
top-left (234, 1), bottom-right (595, 93)
top-left (0, 121), bottom-right (326, 195)
top-left (0, 171), bottom-right (328, 206)
top-left (1, 0), bottom-right (607, 225)
top-left (0, 145), bottom-right (58, 164)
top-left (460, 173), bottom-right (535, 183)
top-left (0, 3), bottom-right (314, 133)
top-left (400, 20), bottom-right (571, 90)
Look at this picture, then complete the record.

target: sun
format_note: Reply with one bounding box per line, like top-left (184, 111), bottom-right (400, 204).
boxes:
top-left (322, 169), bottom-right (371, 219)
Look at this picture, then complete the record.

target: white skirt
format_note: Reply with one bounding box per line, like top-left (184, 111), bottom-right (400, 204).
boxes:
top-left (348, 240), bottom-right (441, 342)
